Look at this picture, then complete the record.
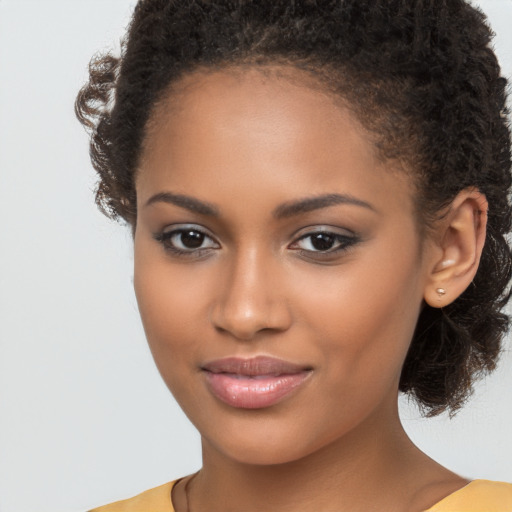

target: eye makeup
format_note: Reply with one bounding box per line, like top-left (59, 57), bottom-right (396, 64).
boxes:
top-left (153, 224), bottom-right (220, 259)
top-left (152, 222), bottom-right (361, 264)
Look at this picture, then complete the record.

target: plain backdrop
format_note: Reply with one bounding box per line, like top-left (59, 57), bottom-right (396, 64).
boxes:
top-left (0, 1), bottom-right (511, 511)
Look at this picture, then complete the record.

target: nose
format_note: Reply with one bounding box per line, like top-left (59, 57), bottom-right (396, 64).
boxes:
top-left (210, 248), bottom-right (292, 341)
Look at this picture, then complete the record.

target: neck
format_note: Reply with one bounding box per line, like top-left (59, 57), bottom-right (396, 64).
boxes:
top-left (186, 398), bottom-right (460, 512)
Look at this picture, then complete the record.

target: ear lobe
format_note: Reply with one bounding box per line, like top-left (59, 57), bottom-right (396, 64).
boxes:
top-left (424, 189), bottom-right (487, 308)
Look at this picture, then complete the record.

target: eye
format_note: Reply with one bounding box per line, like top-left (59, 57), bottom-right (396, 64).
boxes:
top-left (153, 225), bottom-right (220, 256)
top-left (289, 229), bottom-right (359, 256)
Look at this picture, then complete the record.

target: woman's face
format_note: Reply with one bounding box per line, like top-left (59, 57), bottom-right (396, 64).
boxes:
top-left (134, 67), bottom-right (435, 465)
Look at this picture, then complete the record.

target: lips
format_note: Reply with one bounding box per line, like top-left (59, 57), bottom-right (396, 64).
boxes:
top-left (201, 356), bottom-right (312, 409)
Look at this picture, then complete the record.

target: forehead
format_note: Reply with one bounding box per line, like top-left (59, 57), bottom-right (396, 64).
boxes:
top-left (137, 66), bottom-right (416, 222)
top-left (143, 64), bottom-right (357, 156)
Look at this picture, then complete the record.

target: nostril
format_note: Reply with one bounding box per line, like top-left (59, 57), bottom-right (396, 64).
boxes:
top-left (210, 300), bottom-right (292, 341)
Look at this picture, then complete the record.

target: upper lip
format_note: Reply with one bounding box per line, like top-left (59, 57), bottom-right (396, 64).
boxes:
top-left (201, 356), bottom-right (312, 376)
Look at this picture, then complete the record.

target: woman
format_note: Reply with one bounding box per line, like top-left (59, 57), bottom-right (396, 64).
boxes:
top-left (76, 0), bottom-right (512, 510)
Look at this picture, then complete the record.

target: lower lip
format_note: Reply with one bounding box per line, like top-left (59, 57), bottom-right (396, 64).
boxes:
top-left (203, 371), bottom-right (311, 409)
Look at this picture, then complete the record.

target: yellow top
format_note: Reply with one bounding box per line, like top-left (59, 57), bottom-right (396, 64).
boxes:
top-left (424, 480), bottom-right (512, 512)
top-left (88, 479), bottom-right (512, 512)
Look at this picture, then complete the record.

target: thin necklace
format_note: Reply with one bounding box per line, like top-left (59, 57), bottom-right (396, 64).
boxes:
top-left (183, 471), bottom-right (199, 512)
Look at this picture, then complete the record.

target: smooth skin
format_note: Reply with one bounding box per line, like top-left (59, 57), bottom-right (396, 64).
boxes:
top-left (133, 66), bottom-right (487, 512)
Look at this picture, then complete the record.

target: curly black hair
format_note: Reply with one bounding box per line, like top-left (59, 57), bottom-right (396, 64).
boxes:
top-left (76, 0), bottom-right (512, 416)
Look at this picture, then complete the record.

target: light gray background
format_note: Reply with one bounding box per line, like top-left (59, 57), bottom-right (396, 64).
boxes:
top-left (0, 1), bottom-right (511, 511)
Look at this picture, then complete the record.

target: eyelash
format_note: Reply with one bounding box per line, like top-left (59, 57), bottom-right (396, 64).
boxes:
top-left (289, 231), bottom-right (359, 260)
top-left (153, 226), bottom-right (220, 258)
top-left (153, 225), bottom-right (360, 260)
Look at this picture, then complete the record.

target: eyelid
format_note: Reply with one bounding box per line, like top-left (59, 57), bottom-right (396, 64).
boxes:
top-left (289, 225), bottom-right (356, 242)
top-left (153, 223), bottom-right (221, 255)
top-left (288, 225), bottom-right (360, 256)
top-left (161, 223), bottom-right (212, 234)
top-left (152, 223), bottom-right (359, 259)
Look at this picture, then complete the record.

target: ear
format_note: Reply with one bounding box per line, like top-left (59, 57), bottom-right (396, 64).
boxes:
top-left (424, 188), bottom-right (488, 308)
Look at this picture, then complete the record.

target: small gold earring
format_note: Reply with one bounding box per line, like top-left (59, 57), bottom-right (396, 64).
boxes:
top-left (436, 288), bottom-right (446, 296)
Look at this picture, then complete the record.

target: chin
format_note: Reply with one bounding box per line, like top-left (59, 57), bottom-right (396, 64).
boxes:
top-left (211, 439), bottom-right (310, 466)
top-left (201, 419), bottom-right (335, 467)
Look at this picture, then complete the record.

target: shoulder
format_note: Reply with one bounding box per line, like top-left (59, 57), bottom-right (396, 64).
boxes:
top-left (87, 480), bottom-right (177, 512)
top-left (425, 480), bottom-right (512, 512)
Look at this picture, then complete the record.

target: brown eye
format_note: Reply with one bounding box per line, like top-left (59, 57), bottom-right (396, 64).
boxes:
top-left (154, 225), bottom-right (220, 255)
top-left (180, 230), bottom-right (205, 249)
top-left (310, 233), bottom-right (336, 251)
top-left (289, 229), bottom-right (359, 256)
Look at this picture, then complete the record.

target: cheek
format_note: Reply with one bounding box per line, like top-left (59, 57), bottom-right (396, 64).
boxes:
top-left (133, 240), bottom-right (208, 384)
top-left (295, 246), bottom-right (424, 392)
top-left (282, 260), bottom-right (423, 447)
top-left (134, 264), bottom-right (197, 346)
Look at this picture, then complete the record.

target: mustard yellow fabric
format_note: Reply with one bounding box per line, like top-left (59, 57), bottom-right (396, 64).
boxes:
top-left (88, 481), bottom-right (175, 512)
top-left (88, 479), bottom-right (512, 512)
top-left (424, 480), bottom-right (512, 512)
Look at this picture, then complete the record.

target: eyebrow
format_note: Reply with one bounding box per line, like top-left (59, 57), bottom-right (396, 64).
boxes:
top-left (144, 191), bottom-right (375, 218)
top-left (145, 192), bottom-right (219, 216)
top-left (273, 193), bottom-right (376, 218)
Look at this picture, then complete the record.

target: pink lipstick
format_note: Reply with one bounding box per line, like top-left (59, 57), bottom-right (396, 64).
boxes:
top-left (201, 356), bottom-right (312, 409)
